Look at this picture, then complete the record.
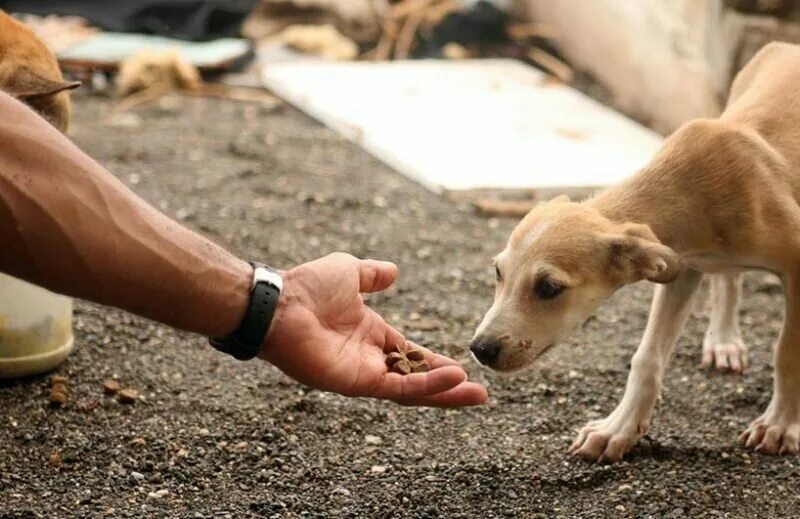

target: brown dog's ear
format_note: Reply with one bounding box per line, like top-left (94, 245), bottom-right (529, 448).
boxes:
top-left (605, 224), bottom-right (681, 284)
top-left (5, 68), bottom-right (80, 99)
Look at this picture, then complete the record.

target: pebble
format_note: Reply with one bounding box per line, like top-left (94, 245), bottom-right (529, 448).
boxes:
top-left (131, 471), bottom-right (145, 482)
top-left (75, 398), bottom-right (100, 413)
top-left (364, 435), bottom-right (382, 446)
top-left (147, 489), bottom-right (169, 499)
top-left (370, 465), bottom-right (388, 474)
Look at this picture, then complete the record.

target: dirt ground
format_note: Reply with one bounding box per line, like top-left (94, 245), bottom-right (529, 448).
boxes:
top-left (2, 92), bottom-right (800, 519)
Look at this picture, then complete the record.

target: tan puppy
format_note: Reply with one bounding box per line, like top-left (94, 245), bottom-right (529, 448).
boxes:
top-left (472, 42), bottom-right (800, 462)
top-left (0, 10), bottom-right (80, 132)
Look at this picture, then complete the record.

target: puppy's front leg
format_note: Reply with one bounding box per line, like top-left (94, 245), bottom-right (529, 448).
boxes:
top-left (571, 269), bottom-right (703, 462)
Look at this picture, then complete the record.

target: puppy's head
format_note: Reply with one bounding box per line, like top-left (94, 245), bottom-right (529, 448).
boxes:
top-left (0, 10), bottom-right (81, 133)
top-left (471, 195), bottom-right (681, 372)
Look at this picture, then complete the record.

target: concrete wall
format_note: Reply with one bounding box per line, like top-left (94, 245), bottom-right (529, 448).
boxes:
top-left (515, 0), bottom-right (800, 134)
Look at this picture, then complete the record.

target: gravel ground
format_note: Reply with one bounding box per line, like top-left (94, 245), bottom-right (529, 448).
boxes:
top-left (1, 92), bottom-right (799, 518)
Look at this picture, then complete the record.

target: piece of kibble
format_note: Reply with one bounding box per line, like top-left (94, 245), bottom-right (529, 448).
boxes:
top-left (406, 350), bottom-right (425, 362)
top-left (117, 388), bottom-right (138, 404)
top-left (51, 382), bottom-right (69, 395)
top-left (49, 390), bottom-right (68, 407)
top-left (103, 379), bottom-right (121, 395)
top-left (385, 343), bottom-right (430, 374)
top-left (48, 452), bottom-right (63, 468)
top-left (50, 375), bottom-right (69, 386)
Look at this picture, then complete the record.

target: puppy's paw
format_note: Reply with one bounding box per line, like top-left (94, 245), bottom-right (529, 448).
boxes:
top-left (741, 412), bottom-right (800, 455)
top-left (701, 338), bottom-right (747, 373)
top-left (569, 416), bottom-right (646, 463)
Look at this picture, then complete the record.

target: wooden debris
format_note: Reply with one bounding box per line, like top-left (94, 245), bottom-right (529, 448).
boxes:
top-left (473, 199), bottom-right (537, 218)
top-left (526, 48), bottom-right (574, 83)
top-left (506, 22), bottom-right (558, 41)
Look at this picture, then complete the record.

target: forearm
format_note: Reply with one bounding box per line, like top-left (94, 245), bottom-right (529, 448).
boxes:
top-left (0, 91), bottom-right (250, 338)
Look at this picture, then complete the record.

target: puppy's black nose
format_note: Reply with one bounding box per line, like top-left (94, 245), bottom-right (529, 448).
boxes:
top-left (470, 338), bottom-right (502, 366)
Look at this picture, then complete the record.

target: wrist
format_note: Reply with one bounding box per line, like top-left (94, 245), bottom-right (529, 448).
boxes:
top-left (258, 268), bottom-right (294, 360)
top-left (206, 258), bottom-right (253, 338)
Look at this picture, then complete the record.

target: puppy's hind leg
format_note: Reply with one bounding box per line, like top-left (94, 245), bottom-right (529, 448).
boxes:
top-left (702, 272), bottom-right (747, 373)
top-left (741, 273), bottom-right (800, 454)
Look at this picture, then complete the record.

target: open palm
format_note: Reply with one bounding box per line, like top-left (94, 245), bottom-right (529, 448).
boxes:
top-left (259, 253), bottom-right (487, 407)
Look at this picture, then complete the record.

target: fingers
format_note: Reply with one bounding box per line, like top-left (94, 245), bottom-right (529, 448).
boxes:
top-left (392, 381), bottom-right (489, 408)
top-left (371, 365), bottom-right (466, 401)
top-left (358, 259), bottom-right (398, 293)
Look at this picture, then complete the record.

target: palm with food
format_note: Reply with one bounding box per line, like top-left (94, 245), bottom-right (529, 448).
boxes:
top-left (259, 253), bottom-right (487, 407)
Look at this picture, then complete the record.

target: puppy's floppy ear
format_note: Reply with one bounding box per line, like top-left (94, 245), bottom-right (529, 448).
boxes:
top-left (605, 223), bottom-right (681, 284)
top-left (5, 68), bottom-right (80, 99)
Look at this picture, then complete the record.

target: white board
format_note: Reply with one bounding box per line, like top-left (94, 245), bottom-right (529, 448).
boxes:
top-left (261, 59), bottom-right (663, 192)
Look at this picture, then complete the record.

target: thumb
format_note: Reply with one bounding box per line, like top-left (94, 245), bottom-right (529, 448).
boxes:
top-left (358, 259), bottom-right (398, 293)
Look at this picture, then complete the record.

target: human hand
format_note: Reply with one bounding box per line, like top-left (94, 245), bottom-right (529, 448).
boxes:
top-left (259, 253), bottom-right (488, 407)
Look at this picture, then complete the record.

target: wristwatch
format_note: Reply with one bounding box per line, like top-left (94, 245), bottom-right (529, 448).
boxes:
top-left (208, 262), bottom-right (282, 360)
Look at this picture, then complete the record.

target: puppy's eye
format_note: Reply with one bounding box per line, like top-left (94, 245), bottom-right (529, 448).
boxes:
top-left (495, 265), bottom-right (502, 282)
top-left (534, 278), bottom-right (564, 300)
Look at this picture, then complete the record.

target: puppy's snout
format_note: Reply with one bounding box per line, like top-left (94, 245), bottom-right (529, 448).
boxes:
top-left (470, 337), bottom-right (502, 366)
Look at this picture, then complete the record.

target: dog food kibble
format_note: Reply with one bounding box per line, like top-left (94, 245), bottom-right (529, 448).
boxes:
top-left (103, 379), bottom-right (121, 395)
top-left (47, 375), bottom-right (70, 407)
top-left (385, 343), bottom-right (430, 374)
top-left (117, 388), bottom-right (139, 404)
top-left (49, 389), bottom-right (68, 406)
top-left (48, 452), bottom-right (63, 468)
top-left (49, 375), bottom-right (69, 386)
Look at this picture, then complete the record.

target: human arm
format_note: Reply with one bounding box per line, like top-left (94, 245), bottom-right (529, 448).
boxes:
top-left (0, 92), bottom-right (487, 406)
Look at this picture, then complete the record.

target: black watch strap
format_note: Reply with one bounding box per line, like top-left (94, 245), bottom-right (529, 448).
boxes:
top-left (209, 262), bottom-right (281, 361)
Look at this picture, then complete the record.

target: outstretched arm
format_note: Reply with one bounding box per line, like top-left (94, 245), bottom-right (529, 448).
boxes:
top-left (0, 92), bottom-right (487, 407)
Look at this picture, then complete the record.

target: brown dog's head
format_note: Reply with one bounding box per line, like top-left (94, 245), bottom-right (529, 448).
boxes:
top-left (470, 195), bottom-right (681, 372)
top-left (0, 10), bottom-right (80, 133)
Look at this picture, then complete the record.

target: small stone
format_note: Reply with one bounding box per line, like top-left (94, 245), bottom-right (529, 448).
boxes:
top-left (332, 487), bottom-right (352, 497)
top-left (117, 389), bottom-right (138, 404)
top-left (617, 484), bottom-right (633, 492)
top-left (48, 452), bottom-right (63, 468)
top-left (370, 465), bottom-right (388, 474)
top-left (615, 505), bottom-right (625, 512)
top-left (75, 398), bottom-right (100, 413)
top-left (232, 441), bottom-right (249, 452)
top-left (364, 435), bottom-right (382, 446)
top-left (147, 489), bottom-right (169, 499)
top-left (131, 471), bottom-right (145, 482)
top-left (103, 379), bottom-right (121, 395)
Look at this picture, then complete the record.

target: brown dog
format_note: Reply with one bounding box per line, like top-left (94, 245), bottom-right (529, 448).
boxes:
top-left (0, 10), bottom-right (80, 132)
top-left (472, 42), bottom-right (800, 462)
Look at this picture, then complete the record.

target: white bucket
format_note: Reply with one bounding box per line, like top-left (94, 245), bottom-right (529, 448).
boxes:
top-left (0, 273), bottom-right (74, 379)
